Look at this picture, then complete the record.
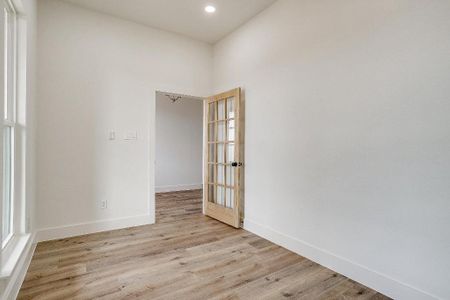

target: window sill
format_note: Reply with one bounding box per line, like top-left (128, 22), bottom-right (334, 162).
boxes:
top-left (1, 232), bottom-right (13, 249)
top-left (0, 234), bottom-right (32, 279)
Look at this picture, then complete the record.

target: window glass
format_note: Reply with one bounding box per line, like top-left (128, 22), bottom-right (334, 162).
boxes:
top-left (2, 126), bottom-right (12, 244)
top-left (2, 1), bottom-right (16, 248)
top-left (4, 4), bottom-right (15, 122)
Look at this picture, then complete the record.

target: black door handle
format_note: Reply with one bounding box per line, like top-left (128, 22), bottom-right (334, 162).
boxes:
top-left (231, 162), bottom-right (243, 167)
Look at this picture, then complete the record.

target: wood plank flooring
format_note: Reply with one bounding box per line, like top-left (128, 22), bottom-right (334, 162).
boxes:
top-left (18, 190), bottom-right (390, 299)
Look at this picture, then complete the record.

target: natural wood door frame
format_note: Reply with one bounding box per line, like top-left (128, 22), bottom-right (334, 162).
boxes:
top-left (203, 88), bottom-right (242, 228)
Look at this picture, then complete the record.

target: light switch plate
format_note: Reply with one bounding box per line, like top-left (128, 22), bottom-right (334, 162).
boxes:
top-left (125, 131), bottom-right (138, 140)
top-left (101, 200), bottom-right (107, 209)
top-left (109, 131), bottom-right (116, 140)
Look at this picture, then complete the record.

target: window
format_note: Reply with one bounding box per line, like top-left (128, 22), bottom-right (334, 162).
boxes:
top-left (2, 0), bottom-right (16, 249)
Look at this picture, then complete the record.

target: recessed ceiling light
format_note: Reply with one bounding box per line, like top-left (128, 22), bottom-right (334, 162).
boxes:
top-left (205, 5), bottom-right (216, 13)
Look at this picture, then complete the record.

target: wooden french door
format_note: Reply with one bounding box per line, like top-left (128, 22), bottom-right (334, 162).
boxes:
top-left (204, 88), bottom-right (242, 228)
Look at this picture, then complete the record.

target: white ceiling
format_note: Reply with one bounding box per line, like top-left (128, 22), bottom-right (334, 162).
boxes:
top-left (61, 0), bottom-right (278, 44)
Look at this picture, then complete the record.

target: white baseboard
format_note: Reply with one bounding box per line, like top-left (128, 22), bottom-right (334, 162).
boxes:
top-left (36, 214), bottom-right (154, 242)
top-left (155, 183), bottom-right (202, 193)
top-left (2, 233), bottom-right (36, 300)
top-left (244, 219), bottom-right (440, 300)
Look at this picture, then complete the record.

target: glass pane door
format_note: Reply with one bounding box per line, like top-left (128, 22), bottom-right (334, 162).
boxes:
top-left (204, 88), bottom-right (241, 228)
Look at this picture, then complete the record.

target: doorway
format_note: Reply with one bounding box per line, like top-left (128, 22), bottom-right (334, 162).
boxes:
top-left (155, 91), bottom-right (204, 223)
top-left (154, 88), bottom-right (243, 227)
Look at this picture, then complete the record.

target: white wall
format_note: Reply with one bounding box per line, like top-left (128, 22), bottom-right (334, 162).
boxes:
top-left (213, 0), bottom-right (450, 299)
top-left (155, 93), bottom-right (203, 192)
top-left (32, 0), bottom-right (450, 298)
top-left (36, 0), bottom-right (212, 239)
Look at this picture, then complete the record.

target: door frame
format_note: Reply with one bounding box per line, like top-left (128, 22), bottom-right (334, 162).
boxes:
top-left (151, 86), bottom-right (243, 228)
top-left (154, 91), bottom-right (205, 194)
top-left (151, 86), bottom-right (207, 224)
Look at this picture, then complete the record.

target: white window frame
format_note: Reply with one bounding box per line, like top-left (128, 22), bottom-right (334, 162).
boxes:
top-left (2, 0), bottom-right (17, 250)
top-left (0, 0), bottom-right (32, 286)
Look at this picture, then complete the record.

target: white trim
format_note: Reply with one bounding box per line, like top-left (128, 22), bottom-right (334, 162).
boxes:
top-left (0, 233), bottom-right (31, 278)
top-left (1, 232), bottom-right (13, 250)
top-left (1, 233), bottom-right (36, 300)
top-left (36, 214), bottom-right (154, 242)
top-left (244, 219), bottom-right (441, 300)
top-left (155, 183), bottom-right (203, 193)
top-left (2, 0), bottom-right (18, 250)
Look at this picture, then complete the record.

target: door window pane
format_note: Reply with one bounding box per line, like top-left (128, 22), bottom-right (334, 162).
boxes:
top-left (227, 120), bottom-right (235, 141)
top-left (208, 185), bottom-right (215, 203)
top-left (226, 143), bottom-right (235, 163)
top-left (208, 102), bottom-right (216, 121)
top-left (208, 164), bottom-right (215, 183)
top-left (216, 186), bottom-right (225, 206)
top-left (208, 144), bottom-right (215, 163)
top-left (227, 188), bottom-right (235, 209)
top-left (217, 122), bottom-right (225, 141)
top-left (217, 143), bottom-right (225, 163)
top-left (208, 124), bottom-right (215, 142)
top-left (217, 165), bottom-right (224, 185)
top-left (218, 100), bottom-right (225, 120)
top-left (226, 166), bottom-right (234, 186)
top-left (227, 97), bottom-right (235, 119)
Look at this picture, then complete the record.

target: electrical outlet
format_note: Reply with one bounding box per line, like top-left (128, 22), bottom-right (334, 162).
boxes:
top-left (101, 200), bottom-right (107, 209)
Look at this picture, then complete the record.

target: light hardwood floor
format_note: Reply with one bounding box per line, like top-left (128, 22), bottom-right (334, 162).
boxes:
top-left (18, 190), bottom-right (390, 299)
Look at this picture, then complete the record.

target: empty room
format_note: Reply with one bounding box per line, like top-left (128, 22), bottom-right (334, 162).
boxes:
top-left (0, 0), bottom-right (449, 299)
